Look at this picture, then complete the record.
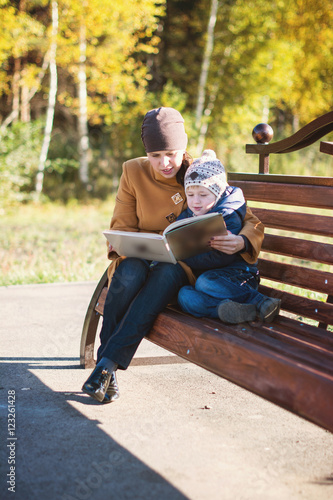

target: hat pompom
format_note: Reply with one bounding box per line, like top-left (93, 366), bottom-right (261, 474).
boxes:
top-left (200, 150), bottom-right (217, 162)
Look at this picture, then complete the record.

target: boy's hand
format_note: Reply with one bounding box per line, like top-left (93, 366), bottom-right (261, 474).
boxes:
top-left (209, 232), bottom-right (245, 254)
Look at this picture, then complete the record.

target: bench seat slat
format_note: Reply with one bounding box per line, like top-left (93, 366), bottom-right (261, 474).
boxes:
top-left (148, 309), bottom-right (333, 433)
top-left (274, 315), bottom-right (333, 346)
top-left (262, 234), bottom-right (333, 265)
top-left (251, 208), bottom-right (333, 237)
top-left (230, 181), bottom-right (333, 209)
top-left (166, 310), bottom-right (333, 373)
top-left (260, 316), bottom-right (333, 351)
top-left (234, 322), bottom-right (333, 372)
top-left (258, 259), bottom-right (333, 294)
top-left (259, 285), bottom-right (333, 326)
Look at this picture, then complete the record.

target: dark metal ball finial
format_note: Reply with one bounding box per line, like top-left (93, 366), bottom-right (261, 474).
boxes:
top-left (252, 123), bottom-right (274, 144)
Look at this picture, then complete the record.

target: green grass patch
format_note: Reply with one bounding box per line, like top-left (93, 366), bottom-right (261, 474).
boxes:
top-left (0, 199), bottom-right (115, 286)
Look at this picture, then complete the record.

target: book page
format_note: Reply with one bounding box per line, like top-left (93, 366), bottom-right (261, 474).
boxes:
top-left (164, 213), bottom-right (227, 261)
top-left (103, 230), bottom-right (177, 264)
top-left (163, 212), bottom-right (221, 234)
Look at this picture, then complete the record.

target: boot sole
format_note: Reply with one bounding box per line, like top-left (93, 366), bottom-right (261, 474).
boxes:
top-left (260, 300), bottom-right (281, 323)
top-left (218, 301), bottom-right (256, 324)
top-left (82, 384), bottom-right (106, 403)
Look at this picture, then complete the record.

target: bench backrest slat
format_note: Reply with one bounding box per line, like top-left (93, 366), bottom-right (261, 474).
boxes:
top-left (231, 181), bottom-right (333, 209)
top-left (252, 208), bottom-right (333, 237)
top-left (258, 259), bottom-right (333, 295)
top-left (259, 285), bottom-right (333, 325)
top-left (261, 235), bottom-right (333, 265)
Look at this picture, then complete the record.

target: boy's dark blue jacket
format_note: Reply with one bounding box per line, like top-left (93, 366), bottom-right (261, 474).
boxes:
top-left (177, 185), bottom-right (248, 272)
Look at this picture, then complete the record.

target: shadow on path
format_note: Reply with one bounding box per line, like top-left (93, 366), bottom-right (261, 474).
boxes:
top-left (0, 359), bottom-right (189, 500)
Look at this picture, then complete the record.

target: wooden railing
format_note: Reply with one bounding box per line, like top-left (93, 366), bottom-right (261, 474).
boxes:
top-left (244, 110), bottom-right (333, 173)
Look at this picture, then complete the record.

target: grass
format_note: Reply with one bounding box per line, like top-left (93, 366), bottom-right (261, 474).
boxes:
top-left (0, 199), bottom-right (115, 286)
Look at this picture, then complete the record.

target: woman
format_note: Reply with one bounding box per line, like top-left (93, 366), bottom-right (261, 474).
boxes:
top-left (82, 107), bottom-right (264, 403)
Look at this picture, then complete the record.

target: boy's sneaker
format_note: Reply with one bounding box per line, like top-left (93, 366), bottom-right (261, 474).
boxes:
top-left (258, 297), bottom-right (281, 323)
top-left (217, 300), bottom-right (256, 324)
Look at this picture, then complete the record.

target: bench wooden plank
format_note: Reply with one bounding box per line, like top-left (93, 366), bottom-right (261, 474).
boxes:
top-left (258, 259), bottom-right (333, 294)
top-left (261, 234), bottom-right (333, 264)
top-left (238, 323), bottom-right (333, 371)
top-left (275, 315), bottom-right (333, 346)
top-left (230, 181), bottom-right (333, 209)
top-left (251, 208), bottom-right (333, 237)
top-left (229, 173), bottom-right (333, 186)
top-left (320, 141), bottom-right (333, 155)
top-left (259, 285), bottom-right (333, 326)
top-left (95, 287), bottom-right (108, 315)
top-left (264, 317), bottom-right (333, 354)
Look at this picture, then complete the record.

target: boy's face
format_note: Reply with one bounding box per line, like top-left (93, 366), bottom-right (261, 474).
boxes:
top-left (186, 186), bottom-right (216, 216)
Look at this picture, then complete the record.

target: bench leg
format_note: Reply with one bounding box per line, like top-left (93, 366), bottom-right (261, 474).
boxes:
top-left (80, 269), bottom-right (109, 368)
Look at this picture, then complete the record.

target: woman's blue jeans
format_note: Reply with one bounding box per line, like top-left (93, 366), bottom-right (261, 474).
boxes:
top-left (97, 258), bottom-right (188, 369)
top-left (178, 265), bottom-right (262, 319)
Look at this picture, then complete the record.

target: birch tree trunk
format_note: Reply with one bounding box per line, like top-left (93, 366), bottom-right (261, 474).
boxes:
top-left (21, 66), bottom-right (31, 123)
top-left (195, 0), bottom-right (219, 143)
top-left (36, 0), bottom-right (58, 195)
top-left (12, 57), bottom-right (21, 124)
top-left (78, 21), bottom-right (89, 186)
top-left (196, 47), bottom-right (230, 155)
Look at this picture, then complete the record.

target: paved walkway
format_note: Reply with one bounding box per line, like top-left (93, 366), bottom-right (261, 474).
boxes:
top-left (0, 282), bottom-right (332, 500)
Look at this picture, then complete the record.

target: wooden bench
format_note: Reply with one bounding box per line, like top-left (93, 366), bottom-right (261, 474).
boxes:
top-left (80, 111), bottom-right (333, 433)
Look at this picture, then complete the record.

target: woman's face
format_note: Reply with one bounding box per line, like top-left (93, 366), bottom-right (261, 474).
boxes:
top-left (147, 150), bottom-right (184, 178)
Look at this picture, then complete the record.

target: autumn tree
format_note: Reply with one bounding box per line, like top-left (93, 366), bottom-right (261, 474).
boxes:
top-left (276, 0), bottom-right (333, 124)
top-left (0, 0), bottom-right (46, 128)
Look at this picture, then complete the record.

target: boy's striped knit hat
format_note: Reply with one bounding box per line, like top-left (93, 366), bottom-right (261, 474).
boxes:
top-left (184, 150), bottom-right (227, 201)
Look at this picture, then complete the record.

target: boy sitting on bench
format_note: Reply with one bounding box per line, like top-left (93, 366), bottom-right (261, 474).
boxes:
top-left (176, 150), bottom-right (281, 324)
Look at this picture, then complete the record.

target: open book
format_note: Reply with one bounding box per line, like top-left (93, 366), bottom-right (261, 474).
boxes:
top-left (103, 212), bottom-right (227, 264)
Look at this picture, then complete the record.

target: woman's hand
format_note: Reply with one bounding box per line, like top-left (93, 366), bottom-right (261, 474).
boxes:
top-left (108, 243), bottom-right (115, 253)
top-left (209, 232), bottom-right (245, 255)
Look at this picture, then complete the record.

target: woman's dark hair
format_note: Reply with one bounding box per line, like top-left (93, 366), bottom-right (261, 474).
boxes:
top-left (176, 151), bottom-right (193, 185)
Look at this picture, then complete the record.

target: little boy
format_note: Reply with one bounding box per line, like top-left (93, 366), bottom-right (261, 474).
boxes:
top-left (177, 151), bottom-right (281, 324)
